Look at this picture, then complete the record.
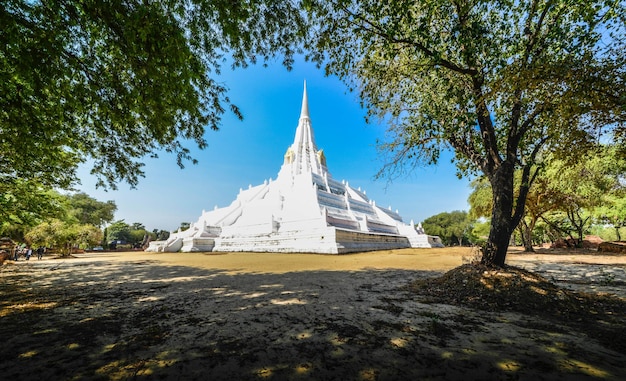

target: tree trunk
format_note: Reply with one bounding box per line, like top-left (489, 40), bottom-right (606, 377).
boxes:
top-left (518, 224), bottom-right (527, 249)
top-left (521, 220), bottom-right (535, 252)
top-left (573, 219), bottom-right (586, 248)
top-left (482, 220), bottom-right (512, 267)
top-left (482, 165), bottom-right (516, 267)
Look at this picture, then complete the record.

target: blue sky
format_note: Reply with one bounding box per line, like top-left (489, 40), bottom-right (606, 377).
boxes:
top-left (76, 58), bottom-right (472, 232)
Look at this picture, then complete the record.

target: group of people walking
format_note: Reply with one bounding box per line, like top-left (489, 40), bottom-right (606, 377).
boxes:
top-left (13, 246), bottom-right (45, 261)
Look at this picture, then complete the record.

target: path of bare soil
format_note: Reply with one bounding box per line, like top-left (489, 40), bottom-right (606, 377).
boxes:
top-left (1, 248), bottom-right (625, 380)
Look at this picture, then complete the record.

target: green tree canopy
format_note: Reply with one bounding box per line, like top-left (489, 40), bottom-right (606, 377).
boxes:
top-left (598, 196), bottom-right (626, 240)
top-left (423, 210), bottom-right (473, 246)
top-left (467, 177), bottom-right (493, 221)
top-left (153, 229), bottom-right (170, 241)
top-left (131, 222), bottom-right (145, 231)
top-left (128, 222), bottom-right (149, 247)
top-left (106, 220), bottom-right (131, 244)
top-left (2, 188), bottom-right (116, 243)
top-left (469, 146), bottom-right (626, 248)
top-left (540, 147), bottom-right (626, 245)
top-left (67, 192), bottom-right (116, 227)
top-left (1, 0), bottom-right (307, 191)
top-left (468, 170), bottom-right (559, 251)
top-left (0, 179), bottom-right (66, 238)
top-left (26, 219), bottom-right (102, 256)
top-left (306, 0), bottom-right (626, 266)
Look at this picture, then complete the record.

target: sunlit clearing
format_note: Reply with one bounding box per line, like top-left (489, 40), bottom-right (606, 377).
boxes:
top-left (155, 359), bottom-right (176, 368)
top-left (270, 298), bottom-right (306, 305)
top-left (96, 360), bottom-right (122, 377)
top-left (150, 276), bottom-right (205, 283)
top-left (521, 274), bottom-right (540, 283)
top-left (209, 287), bottom-right (227, 294)
top-left (440, 351), bottom-right (454, 359)
top-left (101, 343), bottom-right (117, 353)
top-left (135, 367), bottom-right (154, 376)
top-left (479, 279), bottom-right (494, 289)
top-left (359, 368), bottom-right (379, 381)
top-left (155, 350), bottom-right (176, 360)
top-left (34, 328), bottom-right (58, 335)
top-left (1, 301), bottom-right (58, 317)
top-left (19, 350), bottom-right (38, 358)
top-left (259, 284), bottom-right (284, 289)
top-left (243, 292), bottom-right (267, 299)
top-left (255, 367), bottom-right (274, 378)
top-left (544, 345), bottom-right (566, 356)
top-left (296, 331), bottom-right (313, 340)
top-left (294, 363), bottom-right (312, 375)
top-left (137, 296), bottom-right (163, 302)
top-left (530, 286), bottom-right (548, 295)
top-left (496, 360), bottom-right (521, 372)
top-left (329, 335), bottom-right (346, 346)
top-left (562, 360), bottom-right (610, 378)
top-left (390, 337), bottom-right (409, 348)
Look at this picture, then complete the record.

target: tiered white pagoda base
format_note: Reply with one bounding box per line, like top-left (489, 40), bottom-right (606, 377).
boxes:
top-left (214, 226), bottom-right (412, 254)
top-left (145, 83), bottom-right (443, 254)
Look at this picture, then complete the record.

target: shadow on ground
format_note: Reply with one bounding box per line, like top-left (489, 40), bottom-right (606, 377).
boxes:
top-left (1, 259), bottom-right (625, 380)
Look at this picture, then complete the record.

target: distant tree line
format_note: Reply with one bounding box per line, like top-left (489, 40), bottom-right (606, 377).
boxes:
top-left (1, 191), bottom-right (171, 256)
top-left (1, 0), bottom-right (306, 256)
top-left (424, 147), bottom-right (626, 249)
top-left (105, 221), bottom-right (170, 250)
top-left (3, 1), bottom-right (624, 268)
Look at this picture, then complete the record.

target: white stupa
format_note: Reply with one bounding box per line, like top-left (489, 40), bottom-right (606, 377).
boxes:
top-left (146, 83), bottom-right (443, 253)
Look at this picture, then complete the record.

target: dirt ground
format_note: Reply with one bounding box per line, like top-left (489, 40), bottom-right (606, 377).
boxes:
top-left (1, 247), bottom-right (625, 380)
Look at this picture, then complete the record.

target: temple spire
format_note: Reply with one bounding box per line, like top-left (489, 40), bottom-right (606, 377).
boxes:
top-left (286, 81), bottom-right (326, 176)
top-left (300, 80), bottom-right (310, 119)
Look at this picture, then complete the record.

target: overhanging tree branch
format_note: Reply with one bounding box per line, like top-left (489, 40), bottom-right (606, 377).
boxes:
top-left (340, 5), bottom-right (477, 76)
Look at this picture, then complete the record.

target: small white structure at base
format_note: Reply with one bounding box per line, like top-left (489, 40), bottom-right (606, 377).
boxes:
top-left (146, 83), bottom-right (443, 253)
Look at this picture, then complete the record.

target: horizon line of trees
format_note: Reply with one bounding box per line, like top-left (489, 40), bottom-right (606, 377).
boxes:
top-left (3, 143), bottom-right (624, 255)
top-left (1, 191), bottom-right (173, 256)
top-left (422, 210), bottom-right (625, 249)
top-left (425, 146), bottom-right (626, 249)
top-left (2, 0), bottom-right (625, 265)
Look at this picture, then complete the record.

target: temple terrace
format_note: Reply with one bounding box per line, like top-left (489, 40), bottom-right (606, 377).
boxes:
top-left (146, 83), bottom-right (442, 254)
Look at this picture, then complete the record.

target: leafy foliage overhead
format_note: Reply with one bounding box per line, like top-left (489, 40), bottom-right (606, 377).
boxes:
top-left (0, 179), bottom-right (65, 230)
top-left (307, 1), bottom-right (626, 172)
top-left (305, 0), bottom-right (626, 266)
top-left (67, 192), bottom-right (116, 227)
top-left (1, 0), bottom-right (307, 190)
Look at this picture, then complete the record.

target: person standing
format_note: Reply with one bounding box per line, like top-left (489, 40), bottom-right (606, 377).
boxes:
top-left (25, 247), bottom-right (32, 260)
top-left (37, 247), bottom-right (44, 260)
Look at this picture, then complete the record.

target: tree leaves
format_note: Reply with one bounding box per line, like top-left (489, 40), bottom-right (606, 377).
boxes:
top-left (1, 0), bottom-right (308, 190)
top-left (305, 0), bottom-right (626, 265)
top-left (423, 210), bottom-right (474, 246)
